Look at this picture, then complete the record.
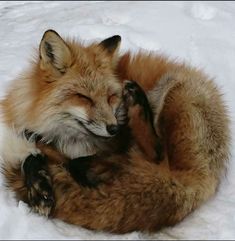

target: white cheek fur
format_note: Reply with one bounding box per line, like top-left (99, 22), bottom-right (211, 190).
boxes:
top-left (66, 106), bottom-right (89, 122)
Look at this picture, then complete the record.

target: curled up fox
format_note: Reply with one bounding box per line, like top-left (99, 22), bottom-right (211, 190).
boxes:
top-left (0, 30), bottom-right (230, 233)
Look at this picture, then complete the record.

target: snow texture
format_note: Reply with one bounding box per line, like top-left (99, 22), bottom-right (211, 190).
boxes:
top-left (0, 1), bottom-right (235, 239)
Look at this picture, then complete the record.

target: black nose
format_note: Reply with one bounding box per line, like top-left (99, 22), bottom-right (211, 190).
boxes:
top-left (106, 124), bottom-right (119, 136)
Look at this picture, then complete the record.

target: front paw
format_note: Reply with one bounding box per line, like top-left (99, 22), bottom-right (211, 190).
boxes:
top-left (23, 154), bottom-right (54, 217)
top-left (123, 80), bottom-right (153, 122)
top-left (68, 156), bottom-right (119, 188)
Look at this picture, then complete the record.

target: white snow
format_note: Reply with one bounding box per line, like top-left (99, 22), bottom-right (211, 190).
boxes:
top-left (0, 1), bottom-right (235, 239)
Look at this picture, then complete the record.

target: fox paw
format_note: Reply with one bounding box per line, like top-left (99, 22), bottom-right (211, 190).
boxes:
top-left (68, 155), bottom-right (119, 188)
top-left (123, 80), bottom-right (153, 122)
top-left (23, 154), bottom-right (54, 217)
top-left (123, 80), bottom-right (164, 162)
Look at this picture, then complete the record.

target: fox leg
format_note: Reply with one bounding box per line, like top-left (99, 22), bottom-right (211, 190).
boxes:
top-left (22, 153), bottom-right (54, 216)
top-left (66, 154), bottom-right (123, 188)
top-left (123, 80), bottom-right (164, 162)
top-left (1, 126), bottom-right (54, 216)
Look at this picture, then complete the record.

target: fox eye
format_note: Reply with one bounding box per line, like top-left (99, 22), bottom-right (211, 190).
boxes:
top-left (108, 93), bottom-right (118, 105)
top-left (76, 93), bottom-right (93, 104)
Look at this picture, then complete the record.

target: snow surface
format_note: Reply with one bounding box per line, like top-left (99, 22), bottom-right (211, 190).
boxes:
top-left (0, 1), bottom-right (235, 239)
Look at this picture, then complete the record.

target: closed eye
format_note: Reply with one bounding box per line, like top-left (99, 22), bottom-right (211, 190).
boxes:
top-left (76, 93), bottom-right (93, 105)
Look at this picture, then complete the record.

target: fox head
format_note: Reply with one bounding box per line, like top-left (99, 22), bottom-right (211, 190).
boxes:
top-left (3, 30), bottom-right (126, 142)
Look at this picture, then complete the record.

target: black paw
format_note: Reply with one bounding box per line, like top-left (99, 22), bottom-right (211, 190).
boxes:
top-left (67, 156), bottom-right (97, 188)
top-left (123, 80), bottom-right (153, 122)
top-left (23, 154), bottom-right (54, 216)
top-left (67, 155), bottom-right (119, 188)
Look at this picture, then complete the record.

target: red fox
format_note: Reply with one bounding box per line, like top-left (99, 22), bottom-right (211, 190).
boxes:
top-left (1, 30), bottom-right (231, 233)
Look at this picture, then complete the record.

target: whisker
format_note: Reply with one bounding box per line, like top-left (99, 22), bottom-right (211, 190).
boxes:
top-left (63, 112), bottom-right (90, 124)
top-left (88, 123), bottom-right (104, 131)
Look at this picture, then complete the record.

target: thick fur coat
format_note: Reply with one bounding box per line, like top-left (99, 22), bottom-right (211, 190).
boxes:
top-left (1, 30), bottom-right (231, 233)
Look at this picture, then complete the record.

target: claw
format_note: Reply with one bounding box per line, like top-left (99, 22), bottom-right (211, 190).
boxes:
top-left (43, 195), bottom-right (48, 200)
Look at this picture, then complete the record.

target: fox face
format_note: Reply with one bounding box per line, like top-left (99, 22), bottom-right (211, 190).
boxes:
top-left (26, 30), bottom-right (126, 143)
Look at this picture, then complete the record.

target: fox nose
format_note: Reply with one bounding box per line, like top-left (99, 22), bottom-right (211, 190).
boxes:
top-left (106, 124), bottom-right (120, 136)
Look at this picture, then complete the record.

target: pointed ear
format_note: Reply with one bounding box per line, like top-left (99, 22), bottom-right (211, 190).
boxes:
top-left (99, 35), bottom-right (121, 57)
top-left (39, 29), bottom-right (72, 74)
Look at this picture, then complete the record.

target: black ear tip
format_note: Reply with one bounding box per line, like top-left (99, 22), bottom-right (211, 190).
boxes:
top-left (107, 35), bottom-right (121, 45)
top-left (42, 29), bottom-right (60, 39)
top-left (112, 35), bottom-right (121, 42)
top-left (100, 35), bottom-right (122, 53)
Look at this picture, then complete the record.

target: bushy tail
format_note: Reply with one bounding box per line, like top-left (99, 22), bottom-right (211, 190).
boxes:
top-left (1, 161), bottom-right (27, 203)
top-left (145, 70), bottom-right (230, 228)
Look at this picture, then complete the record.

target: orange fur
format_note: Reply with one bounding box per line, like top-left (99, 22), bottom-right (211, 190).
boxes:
top-left (1, 31), bottom-right (231, 233)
